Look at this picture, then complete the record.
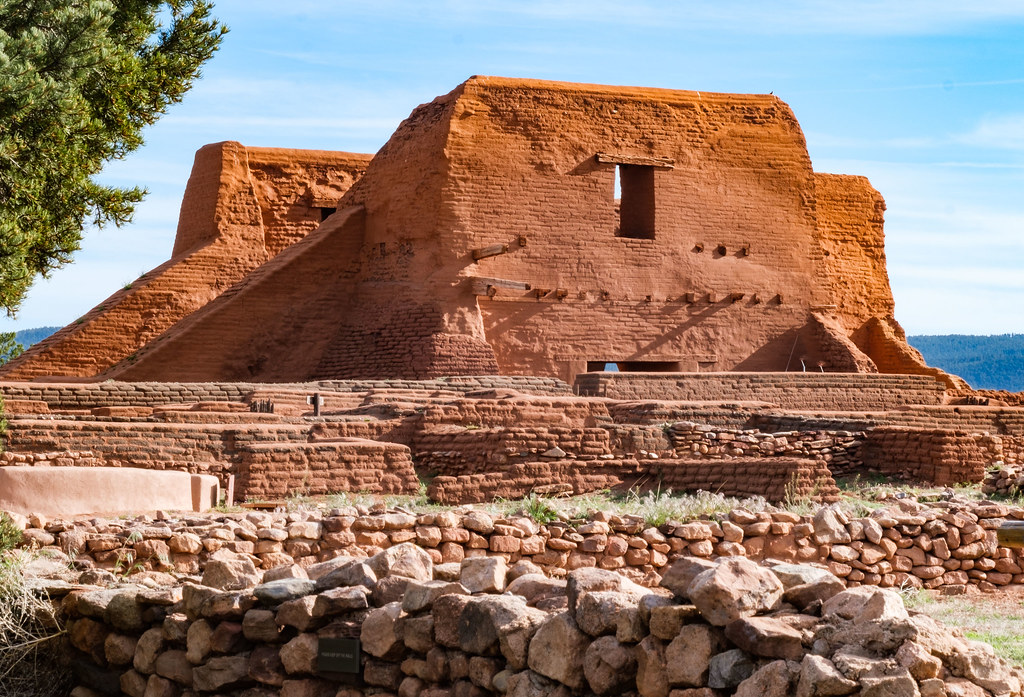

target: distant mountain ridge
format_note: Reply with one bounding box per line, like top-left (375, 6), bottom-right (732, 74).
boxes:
top-left (909, 334), bottom-right (1024, 392)
top-left (3, 326), bottom-right (1021, 393)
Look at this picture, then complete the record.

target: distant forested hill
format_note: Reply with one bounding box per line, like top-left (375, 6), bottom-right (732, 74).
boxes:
top-left (14, 326), bottom-right (60, 347)
top-left (909, 334), bottom-right (1024, 392)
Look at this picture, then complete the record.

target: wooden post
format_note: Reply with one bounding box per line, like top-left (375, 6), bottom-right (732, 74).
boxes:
top-left (225, 474), bottom-right (235, 507)
top-left (470, 277), bottom-right (532, 296)
top-left (471, 244), bottom-right (509, 261)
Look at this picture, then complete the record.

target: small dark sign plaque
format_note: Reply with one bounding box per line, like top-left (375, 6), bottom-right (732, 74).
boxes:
top-left (317, 637), bottom-right (361, 674)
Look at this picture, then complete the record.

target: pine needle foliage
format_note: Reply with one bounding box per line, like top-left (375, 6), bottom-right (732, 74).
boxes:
top-left (0, 0), bottom-right (226, 313)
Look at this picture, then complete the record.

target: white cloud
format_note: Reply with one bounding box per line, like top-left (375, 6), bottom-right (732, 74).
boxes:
top-left (957, 114), bottom-right (1024, 150)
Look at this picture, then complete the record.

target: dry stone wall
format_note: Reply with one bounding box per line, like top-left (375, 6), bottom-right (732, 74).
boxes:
top-left (39, 509), bottom-right (1024, 697)
top-left (15, 498), bottom-right (1024, 594)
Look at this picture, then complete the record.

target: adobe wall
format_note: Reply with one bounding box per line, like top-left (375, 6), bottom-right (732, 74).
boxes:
top-left (574, 371), bottom-right (948, 409)
top-left (236, 440), bottom-right (420, 500)
top-left (812, 173), bottom-right (893, 333)
top-left (0, 377), bottom-right (571, 410)
top-left (853, 316), bottom-right (968, 390)
top-left (109, 86), bottom-right (502, 382)
top-left (57, 77), bottom-right (939, 384)
top-left (0, 467), bottom-right (218, 516)
top-left (3, 419), bottom-right (310, 480)
top-left (861, 426), bottom-right (994, 486)
top-left (0, 143), bottom-right (371, 381)
top-left (6, 376), bottom-right (1017, 506)
top-left (454, 79), bottom-right (827, 380)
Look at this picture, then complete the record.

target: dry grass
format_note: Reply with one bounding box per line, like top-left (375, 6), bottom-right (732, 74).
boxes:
top-left (0, 551), bottom-right (72, 697)
top-left (272, 476), bottom-right (994, 528)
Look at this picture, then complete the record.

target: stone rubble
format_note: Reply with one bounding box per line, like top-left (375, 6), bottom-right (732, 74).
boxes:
top-left (48, 547), bottom-right (1024, 697)
top-left (12, 495), bottom-right (1024, 594)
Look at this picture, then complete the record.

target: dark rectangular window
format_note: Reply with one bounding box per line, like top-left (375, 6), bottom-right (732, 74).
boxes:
top-left (320, 207), bottom-right (337, 222)
top-left (616, 164), bottom-right (655, 239)
top-left (616, 360), bottom-right (681, 372)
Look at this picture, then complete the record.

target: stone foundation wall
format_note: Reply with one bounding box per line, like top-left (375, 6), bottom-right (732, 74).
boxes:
top-left (4, 419), bottom-right (309, 480)
top-left (0, 377), bottom-right (572, 411)
top-left (425, 457), bottom-right (838, 507)
top-left (236, 441), bottom-right (420, 500)
top-left (54, 545), bottom-right (1023, 697)
top-left (15, 499), bottom-right (1024, 594)
top-left (415, 427), bottom-right (614, 477)
top-left (860, 427), bottom-right (994, 485)
top-left (55, 555), bottom-right (1021, 697)
top-left (574, 372), bottom-right (947, 410)
top-left (666, 422), bottom-right (862, 473)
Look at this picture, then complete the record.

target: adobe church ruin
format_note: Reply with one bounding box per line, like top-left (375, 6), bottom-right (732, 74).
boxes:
top-left (3, 77), bottom-right (1002, 510)
top-left (0, 77), bottom-right (955, 387)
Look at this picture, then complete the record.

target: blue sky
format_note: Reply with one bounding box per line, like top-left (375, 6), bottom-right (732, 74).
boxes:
top-left (5, 0), bottom-right (1024, 335)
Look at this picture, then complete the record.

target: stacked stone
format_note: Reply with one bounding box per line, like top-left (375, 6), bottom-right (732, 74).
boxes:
top-left (810, 500), bottom-right (1024, 591)
top-left (0, 448), bottom-right (103, 467)
top-left (55, 549), bottom-right (1024, 697)
top-left (666, 422), bottom-right (863, 468)
top-left (983, 464), bottom-right (1024, 497)
top-left (13, 499), bottom-right (1024, 594)
top-left (861, 427), bottom-right (992, 486)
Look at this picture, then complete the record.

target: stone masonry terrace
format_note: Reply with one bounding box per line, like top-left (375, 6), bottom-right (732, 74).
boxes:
top-left (4, 374), bottom-right (1021, 507)
top-left (574, 372), bottom-right (949, 410)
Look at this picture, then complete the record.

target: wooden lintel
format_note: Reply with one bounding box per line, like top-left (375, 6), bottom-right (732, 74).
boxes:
top-left (595, 152), bottom-right (675, 169)
top-left (472, 243), bottom-right (510, 261)
top-left (470, 277), bottom-right (532, 296)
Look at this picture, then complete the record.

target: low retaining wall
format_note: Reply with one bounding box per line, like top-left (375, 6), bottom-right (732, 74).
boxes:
top-left (667, 422), bottom-right (863, 474)
top-left (0, 467), bottom-right (218, 516)
top-left (426, 457), bottom-right (839, 506)
top-left (236, 440), bottom-right (420, 499)
top-left (53, 545), bottom-right (1024, 697)
top-left (0, 376), bottom-right (572, 410)
top-left (15, 499), bottom-right (1024, 594)
top-left (861, 426), bottom-right (993, 485)
top-left (574, 372), bottom-right (948, 409)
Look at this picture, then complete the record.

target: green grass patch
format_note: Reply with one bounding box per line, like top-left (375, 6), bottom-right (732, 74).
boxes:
top-left (909, 593), bottom-right (1024, 667)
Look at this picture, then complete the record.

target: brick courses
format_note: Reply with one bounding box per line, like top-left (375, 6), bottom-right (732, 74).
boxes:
top-left (0, 77), bottom-right (962, 386)
top-left (3, 377), bottom-right (1021, 502)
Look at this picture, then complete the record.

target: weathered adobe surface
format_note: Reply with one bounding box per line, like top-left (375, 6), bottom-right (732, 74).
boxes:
top-left (0, 77), bottom-right (963, 387)
top-left (21, 500), bottom-right (1024, 697)
top-left (0, 144), bottom-right (371, 381)
top-left (2, 378), bottom-right (1023, 503)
